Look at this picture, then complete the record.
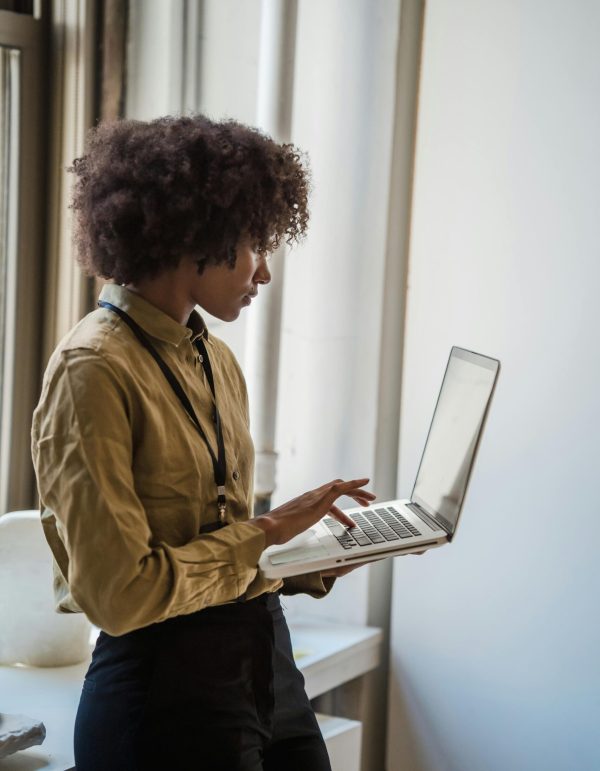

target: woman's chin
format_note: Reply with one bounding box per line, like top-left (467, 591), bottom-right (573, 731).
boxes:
top-left (221, 307), bottom-right (242, 322)
top-left (199, 305), bottom-right (240, 322)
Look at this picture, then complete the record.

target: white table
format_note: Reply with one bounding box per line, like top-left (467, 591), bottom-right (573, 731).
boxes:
top-left (288, 616), bottom-right (382, 699)
top-left (0, 618), bottom-right (382, 770)
top-left (0, 661), bottom-right (85, 770)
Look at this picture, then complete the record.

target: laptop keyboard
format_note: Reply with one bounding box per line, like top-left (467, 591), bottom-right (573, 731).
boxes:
top-left (323, 507), bottom-right (422, 550)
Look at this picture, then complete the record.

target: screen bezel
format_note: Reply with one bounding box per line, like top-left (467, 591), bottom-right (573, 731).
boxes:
top-left (410, 346), bottom-right (500, 540)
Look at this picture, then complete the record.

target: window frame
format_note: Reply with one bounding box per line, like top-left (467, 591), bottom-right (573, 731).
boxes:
top-left (0, 9), bottom-right (45, 514)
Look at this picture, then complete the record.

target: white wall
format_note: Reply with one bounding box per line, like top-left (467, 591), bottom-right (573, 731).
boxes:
top-left (387, 2), bottom-right (600, 769)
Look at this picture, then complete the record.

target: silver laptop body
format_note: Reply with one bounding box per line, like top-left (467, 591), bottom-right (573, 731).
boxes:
top-left (259, 346), bottom-right (500, 579)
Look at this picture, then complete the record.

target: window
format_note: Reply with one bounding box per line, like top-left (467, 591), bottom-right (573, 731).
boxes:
top-left (0, 9), bottom-right (44, 514)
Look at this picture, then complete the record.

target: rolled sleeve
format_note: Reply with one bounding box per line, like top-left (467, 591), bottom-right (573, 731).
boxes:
top-left (280, 572), bottom-right (336, 599)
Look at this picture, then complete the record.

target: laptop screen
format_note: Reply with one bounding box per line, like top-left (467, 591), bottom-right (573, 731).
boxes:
top-left (411, 347), bottom-right (499, 536)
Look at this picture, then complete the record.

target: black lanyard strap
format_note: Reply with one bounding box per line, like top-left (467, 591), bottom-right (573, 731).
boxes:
top-left (98, 300), bottom-right (228, 523)
top-left (196, 337), bottom-right (215, 397)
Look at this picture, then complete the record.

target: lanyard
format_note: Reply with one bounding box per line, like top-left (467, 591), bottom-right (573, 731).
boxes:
top-left (98, 301), bottom-right (228, 526)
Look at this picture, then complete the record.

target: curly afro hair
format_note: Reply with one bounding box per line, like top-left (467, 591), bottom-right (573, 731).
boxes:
top-left (68, 115), bottom-right (310, 284)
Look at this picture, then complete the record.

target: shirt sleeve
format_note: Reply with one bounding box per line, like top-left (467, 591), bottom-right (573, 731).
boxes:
top-left (32, 349), bottom-right (267, 637)
top-left (280, 572), bottom-right (336, 598)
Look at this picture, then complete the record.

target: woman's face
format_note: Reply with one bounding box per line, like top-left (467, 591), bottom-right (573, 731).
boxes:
top-left (188, 239), bottom-right (272, 322)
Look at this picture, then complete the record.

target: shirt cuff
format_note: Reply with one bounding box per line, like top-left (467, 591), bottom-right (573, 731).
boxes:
top-left (228, 520), bottom-right (266, 567)
top-left (280, 571), bottom-right (336, 599)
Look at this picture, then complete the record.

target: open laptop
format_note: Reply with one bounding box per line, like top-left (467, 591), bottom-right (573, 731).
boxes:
top-left (258, 346), bottom-right (500, 579)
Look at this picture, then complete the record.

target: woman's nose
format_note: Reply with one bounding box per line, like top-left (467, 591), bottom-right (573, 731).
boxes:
top-left (255, 257), bottom-right (271, 285)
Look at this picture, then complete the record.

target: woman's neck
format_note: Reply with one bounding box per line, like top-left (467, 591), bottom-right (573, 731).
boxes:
top-left (125, 267), bottom-right (194, 325)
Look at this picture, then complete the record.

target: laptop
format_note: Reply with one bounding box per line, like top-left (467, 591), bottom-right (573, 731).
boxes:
top-left (258, 346), bottom-right (500, 579)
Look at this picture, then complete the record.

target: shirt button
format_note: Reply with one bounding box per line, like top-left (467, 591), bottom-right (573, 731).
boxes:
top-left (232, 470), bottom-right (240, 481)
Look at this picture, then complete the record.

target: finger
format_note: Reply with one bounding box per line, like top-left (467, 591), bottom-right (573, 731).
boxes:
top-left (332, 488), bottom-right (373, 510)
top-left (331, 477), bottom-right (370, 491)
top-left (351, 489), bottom-right (376, 501)
top-left (323, 479), bottom-right (371, 507)
top-left (350, 494), bottom-right (374, 507)
top-left (314, 478), bottom-right (344, 494)
top-left (328, 505), bottom-right (357, 528)
top-left (346, 477), bottom-right (370, 487)
top-left (346, 490), bottom-right (376, 501)
top-left (315, 477), bottom-right (369, 495)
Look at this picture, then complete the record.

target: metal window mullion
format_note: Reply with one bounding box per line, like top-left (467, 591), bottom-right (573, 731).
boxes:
top-left (0, 46), bottom-right (21, 515)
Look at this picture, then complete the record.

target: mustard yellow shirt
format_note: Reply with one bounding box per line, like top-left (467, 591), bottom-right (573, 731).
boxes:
top-left (31, 284), bottom-right (331, 636)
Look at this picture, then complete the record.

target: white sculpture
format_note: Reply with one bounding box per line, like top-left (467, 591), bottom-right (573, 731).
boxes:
top-left (0, 713), bottom-right (46, 759)
top-left (0, 510), bottom-right (91, 667)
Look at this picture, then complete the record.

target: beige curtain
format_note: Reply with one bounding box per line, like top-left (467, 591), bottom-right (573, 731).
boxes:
top-left (43, 0), bottom-right (129, 362)
top-left (0, 9), bottom-right (44, 512)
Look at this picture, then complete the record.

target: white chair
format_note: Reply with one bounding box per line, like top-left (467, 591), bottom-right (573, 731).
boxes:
top-left (0, 510), bottom-right (91, 667)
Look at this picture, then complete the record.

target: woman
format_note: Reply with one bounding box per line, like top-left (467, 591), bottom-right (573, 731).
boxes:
top-left (31, 115), bottom-right (374, 770)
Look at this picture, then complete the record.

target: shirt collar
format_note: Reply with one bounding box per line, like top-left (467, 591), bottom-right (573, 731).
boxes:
top-left (98, 284), bottom-right (208, 347)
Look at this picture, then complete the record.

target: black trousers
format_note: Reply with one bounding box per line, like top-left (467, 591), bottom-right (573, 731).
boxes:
top-left (73, 592), bottom-right (331, 770)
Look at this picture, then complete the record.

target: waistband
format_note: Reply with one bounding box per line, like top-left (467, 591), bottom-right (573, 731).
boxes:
top-left (235, 590), bottom-right (280, 607)
top-left (99, 591), bottom-right (281, 643)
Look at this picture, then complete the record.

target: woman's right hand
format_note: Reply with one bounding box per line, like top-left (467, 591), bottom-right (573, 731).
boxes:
top-left (252, 478), bottom-right (375, 547)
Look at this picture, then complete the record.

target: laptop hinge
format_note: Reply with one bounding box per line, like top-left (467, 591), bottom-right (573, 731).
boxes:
top-left (406, 502), bottom-right (452, 537)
